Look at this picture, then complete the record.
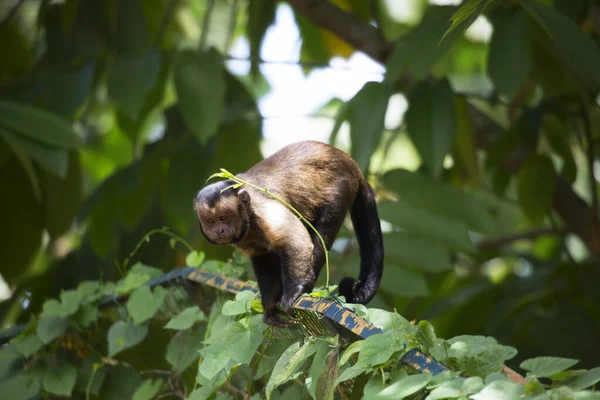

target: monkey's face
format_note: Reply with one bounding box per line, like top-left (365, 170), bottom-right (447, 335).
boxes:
top-left (194, 195), bottom-right (247, 245)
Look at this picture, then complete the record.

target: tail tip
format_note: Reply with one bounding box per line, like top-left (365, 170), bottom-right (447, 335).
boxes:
top-left (339, 277), bottom-right (362, 304)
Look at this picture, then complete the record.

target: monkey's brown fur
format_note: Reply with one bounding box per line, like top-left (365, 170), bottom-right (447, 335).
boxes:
top-left (194, 141), bottom-right (384, 326)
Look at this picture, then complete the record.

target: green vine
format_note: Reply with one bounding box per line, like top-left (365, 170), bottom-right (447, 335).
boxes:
top-left (207, 168), bottom-right (332, 292)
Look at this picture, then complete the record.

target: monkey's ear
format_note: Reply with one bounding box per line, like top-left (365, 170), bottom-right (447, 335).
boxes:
top-left (238, 188), bottom-right (250, 204)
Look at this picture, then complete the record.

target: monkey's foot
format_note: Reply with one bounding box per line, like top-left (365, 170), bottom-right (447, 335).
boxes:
top-left (264, 311), bottom-right (290, 328)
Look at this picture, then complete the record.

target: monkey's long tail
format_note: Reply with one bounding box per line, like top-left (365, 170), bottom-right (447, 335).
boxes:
top-left (339, 181), bottom-right (384, 304)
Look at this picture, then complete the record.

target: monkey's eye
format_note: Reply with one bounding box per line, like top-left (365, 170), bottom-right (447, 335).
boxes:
top-left (220, 215), bottom-right (228, 221)
top-left (208, 219), bottom-right (215, 224)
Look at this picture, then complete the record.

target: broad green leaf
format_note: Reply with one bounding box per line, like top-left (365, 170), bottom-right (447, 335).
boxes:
top-left (315, 348), bottom-right (339, 400)
top-left (164, 306), bottom-right (206, 330)
top-left (451, 97), bottom-right (480, 186)
top-left (199, 353), bottom-right (231, 380)
top-left (126, 285), bottom-right (167, 325)
top-left (382, 168), bottom-right (494, 234)
top-left (73, 303), bottom-right (99, 328)
top-left (0, 370), bottom-right (42, 399)
top-left (222, 314), bottom-right (268, 365)
top-left (349, 81), bottom-right (391, 172)
top-left (446, 335), bottom-right (517, 377)
top-left (517, 154), bottom-right (557, 224)
top-left (0, 101), bottom-right (81, 149)
top-left (308, 340), bottom-right (334, 399)
top-left (542, 114), bottom-right (577, 184)
top-left (39, 151), bottom-right (82, 238)
top-left (470, 380), bottom-right (525, 400)
top-left (247, 0), bottom-right (276, 77)
top-left (43, 364), bottom-right (77, 397)
top-left (59, 289), bottom-right (84, 316)
top-left (386, 6), bottom-right (461, 82)
top-left (568, 367), bottom-right (600, 390)
top-left (41, 299), bottom-right (65, 318)
top-left (221, 290), bottom-right (256, 316)
top-left (487, 8), bottom-right (531, 99)
top-left (379, 202), bottom-right (474, 253)
top-left (521, 0), bottom-right (600, 94)
top-left (107, 52), bottom-right (160, 121)
top-left (132, 379), bottom-right (163, 400)
top-left (0, 157), bottom-right (43, 284)
top-left (2, 129), bottom-right (68, 178)
top-left (107, 320), bottom-right (149, 357)
top-left (441, 0), bottom-right (492, 42)
top-left (166, 326), bottom-right (205, 372)
top-left (100, 366), bottom-right (144, 400)
top-left (174, 49), bottom-right (225, 144)
top-left (357, 332), bottom-right (406, 368)
top-left (406, 79), bottom-right (457, 178)
top-left (379, 264), bottom-right (429, 297)
top-left (186, 250), bottom-right (205, 267)
top-left (428, 377), bottom-right (485, 400)
top-left (340, 340), bottom-right (363, 366)
top-left (11, 334), bottom-right (44, 357)
top-left (37, 317), bottom-right (69, 344)
top-left (520, 357), bottom-right (579, 378)
top-left (373, 373), bottom-right (432, 400)
top-left (266, 340), bottom-right (320, 399)
top-left (335, 363), bottom-right (369, 384)
top-left (74, 357), bottom-right (106, 396)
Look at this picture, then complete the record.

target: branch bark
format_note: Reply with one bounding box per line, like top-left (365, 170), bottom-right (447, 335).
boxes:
top-left (282, 0), bottom-right (600, 262)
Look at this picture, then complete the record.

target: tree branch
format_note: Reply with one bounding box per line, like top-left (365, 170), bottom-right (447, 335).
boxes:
top-left (283, 0), bottom-right (392, 63)
top-left (282, 0), bottom-right (600, 263)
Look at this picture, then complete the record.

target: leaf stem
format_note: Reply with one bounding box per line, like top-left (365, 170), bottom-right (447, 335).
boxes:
top-left (123, 227), bottom-right (195, 269)
top-left (210, 169), bottom-right (331, 291)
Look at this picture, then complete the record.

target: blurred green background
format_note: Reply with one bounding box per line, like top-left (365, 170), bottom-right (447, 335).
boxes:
top-left (1, 0), bottom-right (600, 369)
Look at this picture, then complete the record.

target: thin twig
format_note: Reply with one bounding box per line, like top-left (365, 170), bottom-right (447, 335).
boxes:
top-left (476, 228), bottom-right (566, 250)
top-left (581, 104), bottom-right (598, 220)
top-left (199, 0), bottom-right (215, 50)
top-left (0, 0), bottom-right (26, 28)
top-left (155, 0), bottom-right (181, 47)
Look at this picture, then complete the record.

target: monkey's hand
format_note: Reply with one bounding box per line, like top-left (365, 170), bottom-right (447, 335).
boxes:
top-left (263, 307), bottom-right (291, 328)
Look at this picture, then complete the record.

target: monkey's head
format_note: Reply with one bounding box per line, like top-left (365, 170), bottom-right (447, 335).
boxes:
top-left (193, 180), bottom-right (250, 245)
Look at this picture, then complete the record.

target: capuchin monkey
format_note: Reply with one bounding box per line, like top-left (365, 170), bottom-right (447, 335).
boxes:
top-left (193, 140), bottom-right (384, 327)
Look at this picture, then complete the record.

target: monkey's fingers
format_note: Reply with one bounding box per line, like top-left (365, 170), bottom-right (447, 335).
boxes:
top-left (264, 312), bottom-right (291, 328)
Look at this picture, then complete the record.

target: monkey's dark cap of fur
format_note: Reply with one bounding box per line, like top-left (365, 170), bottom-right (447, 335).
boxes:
top-left (195, 179), bottom-right (236, 207)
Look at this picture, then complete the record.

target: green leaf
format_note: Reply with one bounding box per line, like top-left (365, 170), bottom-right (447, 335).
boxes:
top-left (174, 49), bottom-right (225, 144)
top-left (199, 353), bottom-right (231, 380)
top-left (379, 202), bottom-right (474, 253)
top-left (165, 306), bottom-right (206, 330)
top-left (386, 6), bottom-right (460, 82)
top-left (100, 366), bottom-right (144, 400)
top-left (132, 379), bottom-right (163, 400)
top-left (73, 303), bottom-right (99, 328)
top-left (487, 8), bottom-right (531, 99)
top-left (59, 289), bottom-right (84, 316)
top-left (75, 357), bottom-right (106, 396)
top-left (37, 317), bottom-right (69, 344)
top-left (517, 154), bottom-right (557, 224)
top-left (0, 101), bottom-right (81, 149)
top-left (43, 364), bottom-right (77, 397)
top-left (470, 380), bottom-right (525, 400)
top-left (336, 363), bottom-right (369, 384)
top-left (441, 0), bottom-right (492, 43)
top-left (308, 340), bottom-right (333, 399)
top-left (379, 264), bottom-right (430, 297)
top-left (1, 129), bottom-right (68, 178)
top-left (521, 0), bottom-right (600, 94)
top-left (520, 357), bottom-right (579, 378)
top-left (451, 97), bottom-right (480, 186)
top-left (568, 367), bottom-right (600, 390)
top-left (11, 334), bottom-right (44, 357)
top-left (126, 285), bottom-right (167, 325)
top-left (39, 151), bottom-right (82, 238)
top-left (221, 314), bottom-right (267, 365)
top-left (185, 250), bottom-right (205, 267)
top-left (349, 81), bottom-right (391, 172)
top-left (166, 326), bottom-right (205, 372)
top-left (340, 340), bottom-right (363, 366)
top-left (221, 290), bottom-right (256, 316)
top-left (372, 373), bottom-right (432, 400)
top-left (0, 370), bottom-right (42, 399)
top-left (266, 340), bottom-right (319, 400)
top-left (543, 114), bottom-right (577, 184)
top-left (107, 320), bottom-right (149, 357)
top-left (428, 377), bottom-right (485, 400)
top-left (357, 332), bottom-right (406, 368)
top-left (107, 52), bottom-right (160, 121)
top-left (315, 348), bottom-right (339, 400)
top-left (406, 79), bottom-right (457, 178)
top-left (446, 335), bottom-right (518, 377)
top-left (247, 0), bottom-right (276, 77)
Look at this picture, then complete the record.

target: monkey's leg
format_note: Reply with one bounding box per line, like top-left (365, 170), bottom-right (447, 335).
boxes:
top-left (251, 252), bottom-right (288, 327)
top-left (309, 205), bottom-right (349, 276)
top-left (279, 235), bottom-right (315, 314)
